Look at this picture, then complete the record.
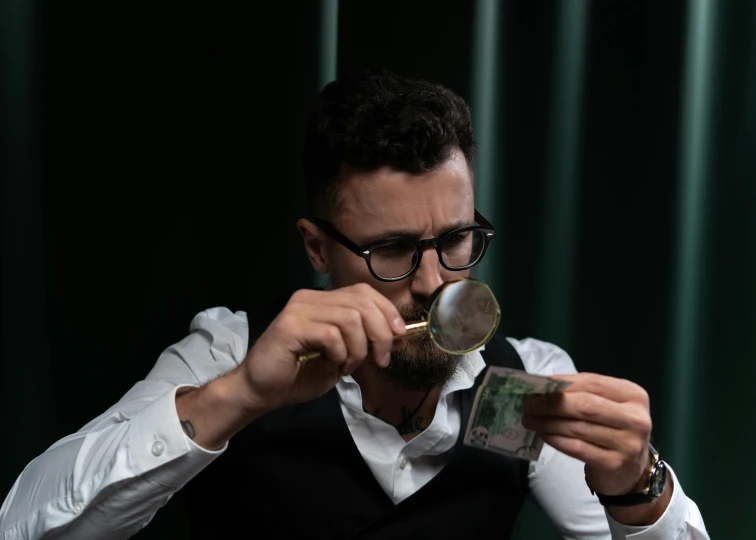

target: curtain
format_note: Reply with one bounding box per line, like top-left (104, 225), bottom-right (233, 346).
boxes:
top-left (1, 1), bottom-right (754, 538)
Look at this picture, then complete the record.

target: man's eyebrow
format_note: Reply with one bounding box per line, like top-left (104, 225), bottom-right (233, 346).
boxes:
top-left (357, 219), bottom-right (477, 245)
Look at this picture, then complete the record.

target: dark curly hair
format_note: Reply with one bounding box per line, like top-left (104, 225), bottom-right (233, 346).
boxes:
top-left (303, 68), bottom-right (476, 218)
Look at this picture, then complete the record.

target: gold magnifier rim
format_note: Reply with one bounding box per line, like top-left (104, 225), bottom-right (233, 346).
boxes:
top-left (423, 277), bottom-right (501, 355)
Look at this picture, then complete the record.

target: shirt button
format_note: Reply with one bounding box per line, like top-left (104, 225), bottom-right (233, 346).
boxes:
top-left (151, 440), bottom-right (166, 457)
top-left (399, 458), bottom-right (408, 470)
top-left (72, 501), bottom-right (84, 514)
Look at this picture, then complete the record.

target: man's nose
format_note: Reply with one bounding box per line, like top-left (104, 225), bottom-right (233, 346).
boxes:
top-left (409, 247), bottom-right (445, 299)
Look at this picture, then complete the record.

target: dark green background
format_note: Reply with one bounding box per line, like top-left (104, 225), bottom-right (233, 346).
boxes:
top-left (2, 1), bottom-right (754, 538)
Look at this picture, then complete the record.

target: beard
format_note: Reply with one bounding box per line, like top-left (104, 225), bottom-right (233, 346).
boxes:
top-left (377, 301), bottom-right (463, 391)
top-left (325, 275), bottom-right (463, 391)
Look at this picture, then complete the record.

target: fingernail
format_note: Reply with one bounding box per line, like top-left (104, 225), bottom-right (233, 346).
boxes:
top-left (383, 352), bottom-right (391, 367)
top-left (394, 317), bottom-right (404, 332)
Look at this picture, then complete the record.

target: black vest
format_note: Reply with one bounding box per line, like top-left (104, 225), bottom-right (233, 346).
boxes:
top-left (187, 334), bottom-right (529, 539)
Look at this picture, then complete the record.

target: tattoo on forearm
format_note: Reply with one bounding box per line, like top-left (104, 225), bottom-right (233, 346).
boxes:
top-left (180, 419), bottom-right (197, 439)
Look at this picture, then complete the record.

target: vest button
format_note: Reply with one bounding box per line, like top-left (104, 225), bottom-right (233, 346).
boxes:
top-left (399, 458), bottom-right (408, 470)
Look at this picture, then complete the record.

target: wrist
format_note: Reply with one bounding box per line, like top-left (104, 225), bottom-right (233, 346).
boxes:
top-left (607, 472), bottom-right (673, 525)
top-left (596, 442), bottom-right (672, 525)
top-left (174, 371), bottom-right (271, 451)
top-left (216, 367), bottom-right (273, 422)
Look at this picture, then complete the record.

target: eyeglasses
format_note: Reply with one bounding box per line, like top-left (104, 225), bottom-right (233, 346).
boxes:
top-left (313, 210), bottom-right (496, 282)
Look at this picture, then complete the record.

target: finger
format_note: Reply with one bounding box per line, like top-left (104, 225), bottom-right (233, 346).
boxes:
top-left (551, 373), bottom-right (649, 405)
top-left (346, 283), bottom-right (406, 335)
top-left (293, 288), bottom-right (397, 367)
top-left (291, 304), bottom-right (371, 373)
top-left (293, 319), bottom-right (349, 371)
top-left (291, 287), bottom-right (404, 334)
top-left (523, 392), bottom-right (651, 432)
top-left (343, 288), bottom-right (397, 366)
top-left (539, 434), bottom-right (624, 472)
top-left (522, 415), bottom-right (627, 451)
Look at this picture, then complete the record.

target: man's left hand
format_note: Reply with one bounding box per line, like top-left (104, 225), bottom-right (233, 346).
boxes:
top-left (522, 373), bottom-right (652, 496)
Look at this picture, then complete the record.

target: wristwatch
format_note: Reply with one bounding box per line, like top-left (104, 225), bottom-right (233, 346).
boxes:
top-left (588, 442), bottom-right (668, 507)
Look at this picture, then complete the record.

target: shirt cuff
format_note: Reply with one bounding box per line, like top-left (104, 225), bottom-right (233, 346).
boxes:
top-left (128, 385), bottom-right (227, 488)
top-left (605, 465), bottom-right (688, 539)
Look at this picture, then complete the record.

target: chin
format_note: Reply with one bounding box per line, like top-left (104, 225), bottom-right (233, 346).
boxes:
top-left (376, 339), bottom-right (462, 391)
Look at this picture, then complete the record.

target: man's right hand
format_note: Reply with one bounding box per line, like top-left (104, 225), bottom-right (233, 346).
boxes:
top-left (235, 283), bottom-right (406, 414)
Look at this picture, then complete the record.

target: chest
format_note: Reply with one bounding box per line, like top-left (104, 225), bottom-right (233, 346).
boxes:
top-left (189, 395), bottom-right (528, 539)
top-left (340, 389), bottom-right (460, 503)
top-left (186, 334), bottom-right (530, 539)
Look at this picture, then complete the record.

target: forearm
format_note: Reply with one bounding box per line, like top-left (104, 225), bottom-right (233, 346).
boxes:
top-left (1, 308), bottom-right (259, 539)
top-left (0, 384), bottom-right (220, 540)
top-left (175, 367), bottom-right (270, 450)
top-left (1, 437), bottom-right (171, 540)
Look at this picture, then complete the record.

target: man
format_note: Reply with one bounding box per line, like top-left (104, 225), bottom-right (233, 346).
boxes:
top-left (0, 69), bottom-right (708, 539)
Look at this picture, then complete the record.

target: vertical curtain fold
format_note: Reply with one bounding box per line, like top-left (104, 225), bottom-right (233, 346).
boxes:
top-left (470, 0), bottom-right (503, 297)
top-left (535, 0), bottom-right (590, 348)
top-left (0, 0), bottom-right (53, 476)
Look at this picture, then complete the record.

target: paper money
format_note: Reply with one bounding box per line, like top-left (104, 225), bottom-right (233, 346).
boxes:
top-left (463, 367), bottom-right (571, 461)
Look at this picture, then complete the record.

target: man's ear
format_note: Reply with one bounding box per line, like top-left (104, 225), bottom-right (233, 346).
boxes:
top-left (297, 218), bottom-right (330, 274)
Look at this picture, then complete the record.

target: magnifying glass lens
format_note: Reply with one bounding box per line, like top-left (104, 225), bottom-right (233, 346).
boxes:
top-left (427, 279), bottom-right (499, 354)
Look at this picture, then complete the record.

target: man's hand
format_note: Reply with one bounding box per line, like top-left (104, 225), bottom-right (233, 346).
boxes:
top-left (521, 373), bottom-right (652, 497)
top-left (175, 283), bottom-right (405, 451)
top-left (237, 283), bottom-right (406, 413)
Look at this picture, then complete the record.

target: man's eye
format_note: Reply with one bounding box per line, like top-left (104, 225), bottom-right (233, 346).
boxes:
top-left (373, 242), bottom-right (415, 256)
top-left (446, 232), bottom-right (469, 245)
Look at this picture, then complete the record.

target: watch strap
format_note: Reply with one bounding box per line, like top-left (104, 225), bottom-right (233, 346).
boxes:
top-left (588, 443), bottom-right (666, 507)
top-left (592, 490), bottom-right (656, 507)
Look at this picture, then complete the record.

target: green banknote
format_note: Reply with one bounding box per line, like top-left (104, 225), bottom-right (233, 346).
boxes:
top-left (463, 367), bottom-right (571, 461)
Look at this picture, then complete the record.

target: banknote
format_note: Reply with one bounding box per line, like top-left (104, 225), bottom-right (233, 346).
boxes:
top-left (463, 367), bottom-right (571, 461)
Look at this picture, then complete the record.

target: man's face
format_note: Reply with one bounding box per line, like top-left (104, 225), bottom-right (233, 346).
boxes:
top-left (321, 149), bottom-right (476, 389)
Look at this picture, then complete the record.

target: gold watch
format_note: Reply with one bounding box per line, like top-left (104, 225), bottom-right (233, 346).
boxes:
top-left (588, 442), bottom-right (668, 507)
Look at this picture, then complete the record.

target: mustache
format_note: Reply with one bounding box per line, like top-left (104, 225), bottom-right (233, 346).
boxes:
top-left (396, 302), bottom-right (426, 323)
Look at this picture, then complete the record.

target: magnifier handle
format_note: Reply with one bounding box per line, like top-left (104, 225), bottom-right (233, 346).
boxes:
top-left (296, 350), bottom-right (325, 363)
top-left (296, 321), bottom-right (427, 364)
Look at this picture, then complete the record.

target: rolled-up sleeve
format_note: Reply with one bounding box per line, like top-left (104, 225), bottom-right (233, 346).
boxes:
top-left (606, 467), bottom-right (709, 540)
top-left (0, 307), bottom-right (248, 540)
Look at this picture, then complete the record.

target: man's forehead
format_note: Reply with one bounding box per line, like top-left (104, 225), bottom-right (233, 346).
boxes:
top-left (334, 151), bottom-right (475, 235)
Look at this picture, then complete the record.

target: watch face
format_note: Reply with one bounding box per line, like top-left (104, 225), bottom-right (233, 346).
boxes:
top-left (650, 460), bottom-right (668, 497)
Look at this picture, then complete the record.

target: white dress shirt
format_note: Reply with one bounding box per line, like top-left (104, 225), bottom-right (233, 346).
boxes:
top-left (0, 307), bottom-right (710, 540)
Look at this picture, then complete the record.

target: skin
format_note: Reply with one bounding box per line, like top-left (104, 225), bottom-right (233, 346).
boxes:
top-left (175, 148), bottom-right (671, 525)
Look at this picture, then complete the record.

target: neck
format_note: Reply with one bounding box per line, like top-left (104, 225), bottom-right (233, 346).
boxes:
top-left (352, 364), bottom-right (442, 442)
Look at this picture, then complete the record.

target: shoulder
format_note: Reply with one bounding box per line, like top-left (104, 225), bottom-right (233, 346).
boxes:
top-left (504, 337), bottom-right (578, 376)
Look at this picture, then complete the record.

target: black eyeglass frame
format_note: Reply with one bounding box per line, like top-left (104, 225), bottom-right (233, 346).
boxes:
top-left (313, 209), bottom-right (497, 282)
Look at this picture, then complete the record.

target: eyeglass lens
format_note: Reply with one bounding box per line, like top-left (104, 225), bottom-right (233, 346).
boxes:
top-left (369, 229), bottom-right (486, 279)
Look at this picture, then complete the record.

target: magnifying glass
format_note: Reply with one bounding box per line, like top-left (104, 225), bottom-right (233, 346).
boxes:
top-left (297, 277), bottom-right (501, 363)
